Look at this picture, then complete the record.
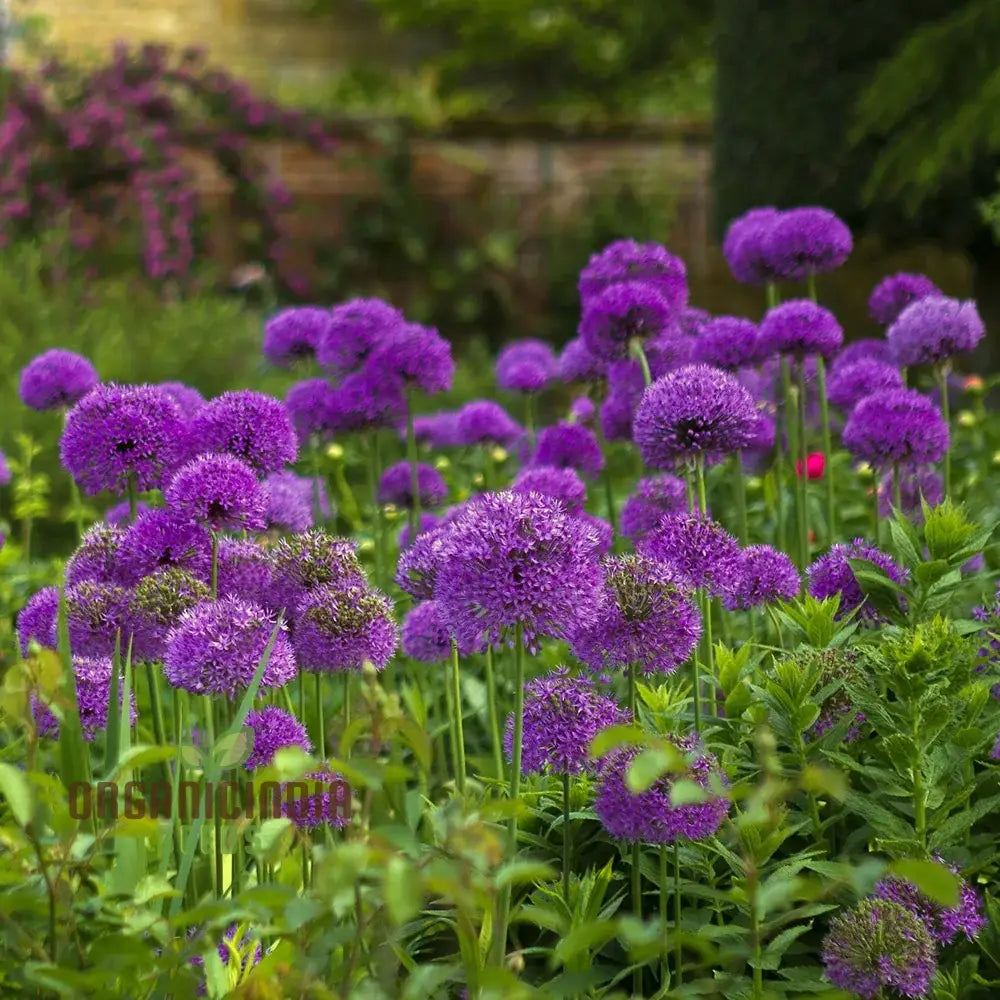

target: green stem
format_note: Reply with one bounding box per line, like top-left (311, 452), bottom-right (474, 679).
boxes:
top-left (694, 457), bottom-right (712, 734)
top-left (68, 474), bottom-right (85, 543)
top-left (525, 393), bottom-right (537, 448)
top-left (628, 660), bottom-right (638, 720)
top-left (893, 461), bottom-right (902, 514)
top-left (913, 717), bottom-right (926, 852)
top-left (127, 472), bottom-right (137, 524)
top-left (936, 364), bottom-right (952, 497)
top-left (210, 531), bottom-right (218, 599)
top-left (659, 843), bottom-right (669, 988)
top-left (673, 841), bottom-right (683, 987)
top-left (315, 673), bottom-right (325, 760)
top-left (795, 357), bottom-right (810, 570)
top-left (450, 640), bottom-right (466, 795)
top-left (562, 772), bottom-right (571, 909)
top-left (632, 841), bottom-right (642, 996)
top-left (203, 695), bottom-right (223, 898)
top-left (630, 338), bottom-right (652, 387)
top-left (872, 485), bottom-right (881, 545)
top-left (405, 389), bottom-right (422, 540)
top-left (749, 869), bottom-right (764, 997)
top-left (343, 673), bottom-right (351, 757)
top-left (309, 438), bottom-right (325, 526)
top-left (366, 433), bottom-right (386, 589)
top-left (733, 451), bottom-right (748, 544)
top-left (797, 731), bottom-right (825, 852)
top-left (816, 357), bottom-right (836, 544)
top-left (594, 420), bottom-right (618, 538)
top-left (484, 646), bottom-right (503, 780)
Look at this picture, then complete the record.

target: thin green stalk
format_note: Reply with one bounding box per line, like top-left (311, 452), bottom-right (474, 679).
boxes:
top-left (795, 358), bottom-right (810, 570)
top-left (450, 640), bottom-right (466, 795)
top-left (315, 673), bottom-right (325, 760)
top-left (749, 870), bottom-right (764, 997)
top-left (797, 731), bottom-right (825, 852)
top-left (816, 357), bottom-right (836, 544)
top-left (673, 841), bottom-right (683, 987)
top-left (210, 531), bottom-right (219, 599)
top-left (694, 457), bottom-right (712, 734)
top-left (659, 843), bottom-right (669, 988)
top-left (484, 646), bottom-right (503, 780)
top-left (935, 364), bottom-right (952, 496)
top-left (732, 451), bottom-right (748, 544)
top-left (309, 438), bottom-right (325, 526)
top-left (893, 462), bottom-right (902, 513)
top-left (872, 486), bottom-right (881, 545)
top-left (443, 655), bottom-right (459, 786)
top-left (343, 673), bottom-right (351, 757)
top-left (562, 772), bottom-right (571, 908)
top-left (298, 672), bottom-right (305, 734)
top-left (807, 272), bottom-right (818, 303)
top-left (913, 717), bottom-right (927, 852)
top-left (525, 393), bottom-right (537, 447)
top-left (594, 420), bottom-right (618, 537)
top-left (127, 472), bottom-right (138, 524)
top-left (630, 338), bottom-right (652, 387)
top-left (404, 389), bottom-right (422, 540)
top-left (628, 661), bottom-right (638, 720)
top-left (367, 433), bottom-right (386, 589)
top-left (203, 695), bottom-right (223, 898)
top-left (67, 475), bottom-right (85, 543)
top-left (632, 842), bottom-right (642, 996)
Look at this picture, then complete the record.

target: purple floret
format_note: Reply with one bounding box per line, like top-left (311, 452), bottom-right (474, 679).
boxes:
top-left (158, 381), bottom-right (205, 416)
top-left (19, 349), bottom-right (98, 411)
top-left (65, 580), bottom-right (133, 658)
top-left (263, 471), bottom-right (320, 533)
top-left (868, 273), bottom-right (941, 327)
top-left (807, 539), bottom-right (908, 622)
top-left (557, 337), bottom-right (606, 384)
top-left (679, 306), bottom-right (712, 338)
top-left (410, 411), bottom-right (463, 449)
top-left (757, 299), bottom-right (843, 359)
top-left (17, 586), bottom-right (59, 655)
top-left (577, 511), bottom-right (614, 557)
top-left (166, 454), bottom-right (267, 533)
top-left (579, 239), bottom-right (688, 309)
top-left (531, 421), bottom-right (604, 479)
top-left (761, 206), bottom-right (852, 281)
top-left (724, 545), bottom-right (800, 610)
top-left (722, 207), bottom-right (782, 285)
top-left (364, 322), bottom-right (455, 396)
top-left (262, 306), bottom-right (330, 367)
top-left (496, 339), bottom-right (557, 394)
top-left (842, 388), bottom-right (949, 468)
top-left (599, 360), bottom-right (646, 442)
top-left (285, 378), bottom-right (338, 444)
top-left (887, 296), bottom-right (985, 368)
top-left (580, 280), bottom-right (675, 362)
top-left (640, 511), bottom-right (742, 598)
top-left (327, 369), bottom-right (405, 433)
top-left (455, 400), bottom-right (523, 448)
top-left (270, 531), bottom-right (365, 614)
top-left (280, 766), bottom-right (350, 830)
top-left (826, 358), bottom-right (904, 411)
top-left (693, 316), bottom-right (762, 369)
top-left (401, 599), bottom-right (481, 662)
top-left (65, 523), bottom-right (125, 587)
top-left (377, 460), bottom-right (448, 509)
top-left (512, 465), bottom-right (587, 512)
top-left (32, 655), bottom-right (137, 740)
top-left (316, 297), bottom-right (405, 376)
top-left (117, 508), bottom-right (213, 585)
top-left (129, 568), bottom-right (211, 663)
top-left (569, 395), bottom-right (596, 424)
top-left (244, 706), bottom-right (312, 769)
top-left (105, 500), bottom-right (150, 526)
top-left (620, 474), bottom-right (688, 541)
top-left (395, 525), bottom-right (451, 600)
top-left (216, 539), bottom-right (277, 609)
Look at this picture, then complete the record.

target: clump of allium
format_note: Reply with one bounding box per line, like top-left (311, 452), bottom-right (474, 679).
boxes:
top-left (395, 525), bottom-right (451, 599)
top-left (398, 512), bottom-right (442, 550)
top-left (496, 339), bottom-right (558, 393)
top-left (595, 736), bottom-right (729, 843)
top-left (244, 706), bottom-right (312, 769)
top-left (531, 421), bottom-right (604, 479)
top-left (679, 306), bottom-right (712, 338)
top-left (512, 465), bottom-right (587, 513)
top-left (317, 297), bottom-right (405, 376)
top-left (188, 390), bottom-right (297, 474)
top-left (158, 382), bottom-right (205, 417)
top-left (364, 322), bottom-right (455, 396)
top-left (60, 383), bottom-right (186, 495)
top-left (271, 531), bottom-right (364, 612)
top-left (558, 337), bottom-right (606, 384)
top-left (826, 358), bottom-right (904, 411)
top-left (722, 207), bottom-right (782, 285)
top-left (17, 587), bottom-right (59, 655)
top-left (821, 900), bottom-right (936, 1000)
top-left (19, 349), bottom-right (98, 411)
top-left (280, 766), bottom-right (350, 830)
top-left (31, 656), bottom-right (137, 740)
top-left (645, 330), bottom-right (697, 375)
top-left (633, 364), bottom-right (760, 469)
top-left (166, 454), bottom-right (266, 532)
top-left (293, 583), bottom-right (398, 672)
top-left (842, 389), bottom-right (949, 468)
top-left (579, 280), bottom-right (675, 361)
top-left (263, 470), bottom-right (320, 533)
top-left (761, 206), bottom-right (852, 281)
top-left (579, 239), bottom-right (689, 309)
top-left (640, 511), bottom-right (742, 598)
top-left (877, 466), bottom-right (943, 520)
top-left (285, 378), bottom-right (337, 444)
top-left (887, 296), bottom-right (985, 367)
top-left (869, 273), bottom-right (941, 327)
top-left (216, 539), bottom-right (276, 609)
top-left (65, 580), bottom-right (133, 658)
top-left (571, 554), bottom-right (701, 676)
top-left (569, 395), bottom-right (596, 424)
top-left (434, 490), bottom-right (604, 652)
top-left (756, 299), bottom-right (843, 359)
top-left (65, 523), bottom-right (125, 587)
top-left (724, 545), bottom-right (800, 610)
top-left (807, 540), bottom-right (908, 622)
top-left (117, 509), bottom-right (213, 584)
top-left (401, 599), bottom-right (482, 662)
top-left (129, 568), bottom-right (211, 662)
top-left (163, 597), bottom-right (297, 697)
top-left (833, 339), bottom-right (895, 370)
top-left (410, 411), bottom-right (462, 449)
top-left (262, 306), bottom-right (330, 367)
top-left (327, 369), bottom-right (405, 432)
top-left (377, 460), bottom-right (448, 509)
top-left (455, 400), bottom-right (523, 448)
top-left (693, 317), bottom-right (762, 369)
top-left (504, 667), bottom-right (630, 775)
top-left (620, 474), bottom-right (688, 541)
top-left (105, 500), bottom-right (151, 526)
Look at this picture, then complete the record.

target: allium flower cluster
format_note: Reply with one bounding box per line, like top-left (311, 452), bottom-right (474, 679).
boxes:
top-left (579, 280), bottom-right (674, 361)
top-left (105, 500), bottom-right (150, 526)
top-left (262, 307), bottom-right (330, 367)
top-left (401, 599), bottom-right (479, 663)
top-left (557, 337), bottom-right (606, 384)
top-left (512, 465), bottom-right (586, 512)
top-left (722, 207), bottom-right (782, 285)
top-left (326, 370), bottom-right (405, 433)
top-left (887, 296), bottom-right (985, 367)
top-left (724, 545), bottom-right (800, 610)
top-left (244, 706), bottom-right (312, 769)
top-left (216, 539), bottom-right (276, 608)
top-left (569, 395), bottom-right (595, 424)
top-left (640, 511), bottom-right (742, 598)
top-left (757, 300), bottom-right (843, 359)
top-left (807, 540), bottom-right (908, 622)
top-left (842, 389), bottom-right (949, 468)
top-left (693, 317), bottom-right (761, 369)
top-left (285, 378), bottom-right (337, 443)
top-left (166, 454), bottom-right (266, 532)
top-left (395, 525), bottom-right (450, 600)
top-left (280, 766), bottom-right (350, 829)
top-left (271, 530), bottom-right (364, 612)
top-left (64, 580), bottom-right (133, 658)
top-left (531, 421), bottom-right (604, 478)
top-left (826, 358), bottom-right (904, 411)
top-left (32, 656), bottom-right (137, 740)
top-left (65, 523), bottom-right (124, 586)
top-left (398, 512), bottom-right (442, 550)
top-left (117, 509), bottom-right (213, 584)
top-left (620, 474), bottom-right (688, 540)
top-left (263, 471), bottom-right (322, 533)
top-left (129, 568), bottom-right (211, 663)
top-left (411, 411), bottom-right (463, 449)
top-left (868, 273), bottom-right (941, 327)
top-left (833, 338), bottom-right (895, 370)
top-left (578, 239), bottom-right (688, 308)
top-left (364, 322), bottom-right (456, 396)
top-left (188, 390), bottom-right (297, 474)
top-left (158, 382), bottom-right (204, 417)
top-left (600, 360), bottom-right (646, 441)
top-left (377, 461), bottom-right (448, 509)
top-left (20, 349), bottom-right (98, 411)
top-left (17, 587), bottom-right (60, 655)
top-left (762, 207), bottom-right (853, 282)
top-left (456, 400), bottom-right (522, 448)
top-left (496, 339), bottom-right (557, 393)
top-left (317, 298), bottom-right (405, 375)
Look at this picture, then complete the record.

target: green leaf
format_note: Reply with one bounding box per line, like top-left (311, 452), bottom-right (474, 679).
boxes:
top-left (0, 761), bottom-right (32, 826)
top-left (626, 745), bottom-right (683, 792)
top-left (495, 860), bottom-right (556, 889)
top-left (213, 728), bottom-right (253, 769)
top-left (383, 855), bottom-right (422, 925)
top-left (888, 858), bottom-right (960, 907)
top-left (588, 723), bottom-right (647, 759)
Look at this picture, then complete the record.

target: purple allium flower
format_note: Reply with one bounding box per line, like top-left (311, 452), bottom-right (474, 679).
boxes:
top-left (317, 297), bottom-right (405, 376)
top-left (166, 454), bottom-right (266, 533)
top-left (377, 460), bottom-right (448, 509)
top-left (512, 465), bottom-right (587, 513)
top-left (620, 475), bottom-right (688, 541)
top-left (595, 736), bottom-right (730, 843)
top-left (757, 300), bottom-right (843, 359)
top-left (398, 512), bottom-right (442, 550)
top-left (579, 240), bottom-right (688, 309)
top-left (724, 545), bottom-right (800, 610)
top-left (693, 317), bottom-right (762, 369)
top-left (65, 580), bottom-right (133, 658)
top-left (410, 411), bottom-right (463, 449)
top-left (105, 500), bottom-right (150, 526)
top-left (722, 207), bottom-right (782, 285)
top-left (434, 491), bottom-right (604, 652)
top-left (877, 466), bottom-right (943, 520)
top-left (887, 296), bottom-right (985, 368)
top-left (65, 523), bottom-right (125, 587)
top-left (281, 766), bottom-right (350, 829)
top-left (571, 554), bottom-right (701, 676)
top-left (271, 531), bottom-right (365, 614)
top-left (577, 511), bottom-right (614, 557)
top-left (558, 337), bottom-right (606, 384)
top-left (401, 599), bottom-right (481, 662)
top-left (265, 471), bottom-right (325, 533)
top-left (842, 389), bottom-right (949, 468)
top-left (163, 597), bottom-right (296, 697)
top-left (60, 383), bottom-right (185, 495)
top-left (19, 349), bottom-right (98, 411)
top-left (187, 390), bottom-right (297, 474)
top-left (504, 667), bottom-right (630, 775)
top-left (285, 378), bottom-right (337, 444)
top-left (293, 582), bottom-right (397, 673)
top-left (579, 280), bottom-right (675, 362)
top-left (821, 900), bottom-right (936, 1000)
top-left (807, 539), bottom-right (908, 622)
top-left (531, 421), bottom-right (604, 479)
top-left (455, 400), bottom-right (523, 448)
top-left (640, 511), bottom-right (742, 598)
top-left (833, 339), bottom-right (895, 370)
top-left (599, 360), bottom-right (646, 441)
top-left (496, 339), bottom-right (558, 393)
top-left (364, 322), bottom-right (455, 396)
top-left (868, 273), bottom-right (941, 327)
top-left (244, 706), bottom-right (312, 769)
top-left (129, 568), bottom-right (211, 663)
top-left (679, 306), bottom-right (712, 338)
top-left (262, 307), bottom-right (330, 367)
top-left (633, 364), bottom-right (760, 469)
top-left (395, 525), bottom-right (450, 599)
top-left (117, 509), bottom-right (213, 585)
top-left (762, 207), bottom-right (852, 281)
top-left (645, 331), bottom-right (697, 376)
top-left (569, 396), bottom-right (596, 424)
top-left (327, 370), bottom-right (405, 432)
top-left (31, 656), bottom-right (137, 740)
top-left (17, 586), bottom-right (59, 655)
top-left (0, 450), bottom-right (9, 487)
top-left (158, 382), bottom-right (204, 417)
top-left (216, 539), bottom-right (276, 608)
top-left (826, 359), bottom-right (904, 411)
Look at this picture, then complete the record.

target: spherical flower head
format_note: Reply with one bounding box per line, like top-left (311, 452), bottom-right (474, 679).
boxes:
top-left (411, 411), bottom-right (462, 448)
top-left (821, 899), bottom-right (936, 1000)
top-left (105, 500), bottom-right (150, 526)
top-left (504, 667), bottom-right (630, 775)
top-left (317, 297), bottom-right (405, 376)
top-left (65, 523), bottom-right (125, 587)
top-left (724, 545), bottom-right (800, 610)
top-left (571, 554), bottom-right (701, 676)
top-left (294, 582), bottom-right (397, 673)
top-left (377, 460), bottom-right (448, 509)
top-left (395, 525), bottom-right (451, 599)
top-left (158, 382), bottom-right (204, 417)
top-left (531, 421), bottom-right (604, 479)
top-left (456, 400), bottom-right (523, 448)
top-left (327, 370), bottom-right (405, 433)
top-left (496, 339), bottom-right (558, 393)
top-left (364, 322), bottom-right (455, 396)
top-left (761, 207), bottom-right (852, 281)
top-left (599, 360), bottom-right (645, 442)
top-left (807, 539), bottom-right (908, 622)
top-left (512, 465), bottom-right (587, 513)
top-left (640, 511), bottom-right (742, 598)
top-left (557, 337), bottom-right (606, 384)
top-left (271, 531), bottom-right (365, 613)
top-left (17, 586), bottom-right (59, 656)
top-left (216, 539), bottom-right (276, 609)
top-left (842, 389), bottom-right (949, 468)
top-left (244, 706), bottom-right (312, 770)
top-left (887, 296), bottom-right (985, 368)
top-left (401, 599), bottom-right (482, 662)
top-left (166, 454), bottom-right (266, 533)
top-left (679, 306), bottom-right (712, 338)
top-left (65, 580), bottom-right (133, 658)
top-left (869, 273), bottom-right (941, 327)
top-left (280, 766), bottom-right (350, 830)
top-left (693, 317), bottom-right (762, 369)
top-left (834, 338), bottom-right (895, 370)
top-left (434, 490), bottom-right (604, 652)
top-left (722, 207), bottom-right (781, 285)
top-left (633, 364), bottom-right (760, 468)
top-left (20, 349), bottom-right (99, 411)
top-left (645, 330), bottom-right (696, 377)
top-left (130, 568), bottom-right (211, 663)
top-left (32, 656), bottom-right (137, 740)
top-left (579, 239), bottom-right (689, 309)
top-left (262, 306), bottom-right (330, 367)
top-left (285, 378), bottom-right (337, 444)
top-left (117, 509), bottom-right (213, 585)
top-left (595, 735), bottom-right (730, 843)
top-left (60, 383), bottom-right (186, 495)
top-left (827, 358), bottom-right (904, 411)
top-left (579, 280), bottom-right (674, 361)
top-left (569, 395), bottom-right (596, 424)
top-left (757, 299), bottom-right (843, 359)
top-left (877, 466), bottom-right (943, 520)
top-left (398, 512), bottom-right (442, 550)
top-left (620, 475), bottom-right (687, 541)
top-left (188, 390), bottom-right (297, 474)
top-left (164, 597), bottom-right (296, 697)
top-left (261, 471), bottom-right (316, 533)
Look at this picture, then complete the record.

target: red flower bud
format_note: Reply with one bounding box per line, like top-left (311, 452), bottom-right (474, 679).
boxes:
top-left (795, 451), bottom-right (825, 479)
